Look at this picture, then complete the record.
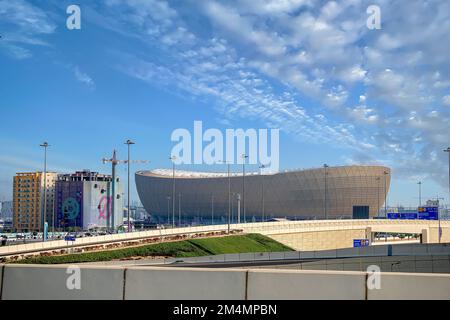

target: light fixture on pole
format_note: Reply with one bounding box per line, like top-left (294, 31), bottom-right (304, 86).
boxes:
top-left (40, 142), bottom-right (49, 242)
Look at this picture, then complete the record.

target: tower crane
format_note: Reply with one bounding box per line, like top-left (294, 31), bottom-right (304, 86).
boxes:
top-left (102, 150), bottom-right (149, 232)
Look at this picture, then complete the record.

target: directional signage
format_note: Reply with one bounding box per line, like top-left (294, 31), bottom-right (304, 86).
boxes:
top-left (64, 235), bottom-right (76, 242)
top-left (418, 206), bottom-right (439, 220)
top-left (353, 239), bottom-right (370, 247)
top-left (387, 213), bottom-right (400, 219)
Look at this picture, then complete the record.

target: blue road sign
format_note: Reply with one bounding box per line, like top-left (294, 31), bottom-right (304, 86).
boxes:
top-left (353, 239), bottom-right (369, 247)
top-left (387, 213), bottom-right (400, 219)
top-left (65, 235), bottom-right (76, 242)
top-left (418, 206), bottom-right (439, 220)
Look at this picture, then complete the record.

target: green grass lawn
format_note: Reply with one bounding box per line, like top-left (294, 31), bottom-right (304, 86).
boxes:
top-left (13, 234), bottom-right (293, 265)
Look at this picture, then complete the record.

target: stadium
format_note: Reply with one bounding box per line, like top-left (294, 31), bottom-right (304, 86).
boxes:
top-left (135, 165), bottom-right (391, 224)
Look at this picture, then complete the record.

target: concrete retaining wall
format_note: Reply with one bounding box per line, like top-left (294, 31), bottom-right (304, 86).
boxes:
top-left (1, 264), bottom-right (124, 300)
top-left (367, 272), bottom-right (450, 300)
top-left (124, 267), bottom-right (246, 300)
top-left (247, 269), bottom-right (366, 300)
top-left (1, 264), bottom-right (450, 300)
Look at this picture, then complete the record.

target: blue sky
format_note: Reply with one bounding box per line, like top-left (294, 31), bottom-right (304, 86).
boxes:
top-left (1, 0), bottom-right (450, 207)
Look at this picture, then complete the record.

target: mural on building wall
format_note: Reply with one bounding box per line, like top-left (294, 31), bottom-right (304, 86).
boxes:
top-left (98, 195), bottom-right (112, 220)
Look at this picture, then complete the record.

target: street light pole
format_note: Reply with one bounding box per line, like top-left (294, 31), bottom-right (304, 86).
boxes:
top-left (125, 140), bottom-right (135, 232)
top-left (241, 154), bottom-right (248, 223)
top-left (443, 147), bottom-right (450, 243)
top-left (40, 142), bottom-right (49, 242)
top-left (384, 170), bottom-right (389, 217)
top-left (211, 194), bottom-right (214, 225)
top-left (169, 156), bottom-right (177, 228)
top-left (178, 193), bottom-right (181, 227)
top-left (259, 164), bottom-right (266, 222)
top-left (376, 177), bottom-right (381, 218)
top-left (418, 181), bottom-right (422, 208)
top-left (323, 164), bottom-right (329, 220)
top-left (166, 196), bottom-right (170, 225)
top-left (219, 160), bottom-right (232, 234)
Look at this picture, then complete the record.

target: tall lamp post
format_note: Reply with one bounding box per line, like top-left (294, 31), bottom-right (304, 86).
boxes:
top-left (40, 142), bottom-right (49, 242)
top-left (417, 181), bottom-right (422, 208)
top-left (211, 194), bottom-right (214, 225)
top-left (443, 147), bottom-right (450, 243)
top-left (219, 160), bottom-right (232, 233)
top-left (166, 196), bottom-right (171, 225)
top-left (178, 193), bottom-right (181, 227)
top-left (241, 154), bottom-right (248, 223)
top-left (323, 164), bottom-right (329, 220)
top-left (259, 164), bottom-right (266, 222)
top-left (384, 170), bottom-right (389, 217)
top-left (376, 177), bottom-right (381, 218)
top-left (169, 156), bottom-right (177, 228)
top-left (125, 140), bottom-right (135, 232)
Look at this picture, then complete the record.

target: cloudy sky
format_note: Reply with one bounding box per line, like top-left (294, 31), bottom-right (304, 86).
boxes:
top-left (0, 0), bottom-right (449, 207)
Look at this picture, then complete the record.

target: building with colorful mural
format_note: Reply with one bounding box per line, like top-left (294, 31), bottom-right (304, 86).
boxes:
top-left (54, 170), bottom-right (123, 231)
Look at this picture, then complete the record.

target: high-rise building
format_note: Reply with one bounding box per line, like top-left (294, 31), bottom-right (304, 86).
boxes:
top-left (13, 172), bottom-right (58, 232)
top-left (54, 170), bottom-right (123, 231)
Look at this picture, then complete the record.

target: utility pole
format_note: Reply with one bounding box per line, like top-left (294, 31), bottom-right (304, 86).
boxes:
top-left (40, 142), bottom-right (49, 242)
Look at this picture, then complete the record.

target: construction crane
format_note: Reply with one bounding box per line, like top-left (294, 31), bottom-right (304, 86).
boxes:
top-left (102, 150), bottom-right (149, 232)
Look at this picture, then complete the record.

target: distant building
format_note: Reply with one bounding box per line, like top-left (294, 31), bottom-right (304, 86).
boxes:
top-left (0, 201), bottom-right (13, 220)
top-left (136, 166), bottom-right (391, 223)
top-left (13, 172), bottom-right (58, 232)
top-left (54, 170), bottom-right (123, 231)
top-left (426, 199), bottom-right (439, 207)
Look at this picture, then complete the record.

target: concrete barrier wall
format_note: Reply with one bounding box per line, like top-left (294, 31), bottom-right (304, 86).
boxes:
top-left (367, 272), bottom-right (450, 300)
top-left (2, 265), bottom-right (125, 300)
top-left (124, 267), bottom-right (247, 300)
top-left (247, 269), bottom-right (366, 300)
top-left (0, 265), bottom-right (3, 299)
top-left (1, 264), bottom-right (450, 300)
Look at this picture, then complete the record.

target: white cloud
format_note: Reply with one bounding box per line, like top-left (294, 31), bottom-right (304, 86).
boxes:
top-left (74, 67), bottom-right (95, 87)
top-left (86, 0), bottom-right (450, 189)
top-left (0, 0), bottom-right (56, 59)
top-left (443, 95), bottom-right (450, 106)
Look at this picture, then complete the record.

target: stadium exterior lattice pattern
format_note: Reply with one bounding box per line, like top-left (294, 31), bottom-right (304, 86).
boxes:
top-left (135, 166), bottom-right (391, 223)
